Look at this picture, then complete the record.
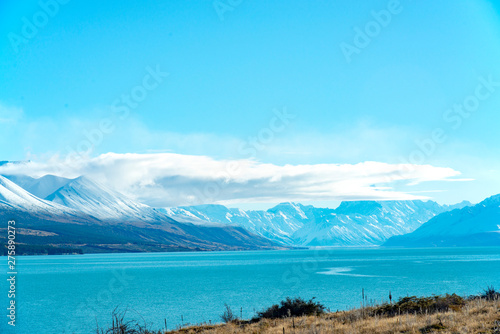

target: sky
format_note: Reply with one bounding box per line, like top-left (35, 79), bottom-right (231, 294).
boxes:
top-left (1, 0), bottom-right (500, 209)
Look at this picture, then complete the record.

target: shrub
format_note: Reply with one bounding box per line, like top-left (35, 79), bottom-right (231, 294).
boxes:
top-left (96, 308), bottom-right (160, 334)
top-left (256, 297), bottom-right (325, 320)
top-left (220, 303), bottom-right (237, 323)
top-left (374, 294), bottom-right (465, 316)
top-left (481, 286), bottom-right (500, 301)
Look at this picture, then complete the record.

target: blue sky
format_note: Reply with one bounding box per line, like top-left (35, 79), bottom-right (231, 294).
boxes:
top-left (1, 0), bottom-right (500, 208)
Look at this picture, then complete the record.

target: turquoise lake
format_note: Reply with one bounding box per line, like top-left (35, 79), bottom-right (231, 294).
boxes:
top-left (2, 247), bottom-right (500, 333)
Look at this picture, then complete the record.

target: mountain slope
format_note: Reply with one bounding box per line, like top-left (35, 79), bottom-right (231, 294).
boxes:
top-left (0, 175), bottom-right (79, 216)
top-left (166, 200), bottom-right (462, 246)
top-left (384, 194), bottom-right (500, 247)
top-left (0, 175), bottom-right (104, 229)
top-left (163, 203), bottom-right (308, 244)
top-left (0, 175), bottom-right (282, 253)
top-left (4, 174), bottom-right (71, 198)
top-left (0, 206), bottom-right (281, 253)
top-left (293, 200), bottom-right (449, 246)
top-left (45, 176), bottom-right (169, 222)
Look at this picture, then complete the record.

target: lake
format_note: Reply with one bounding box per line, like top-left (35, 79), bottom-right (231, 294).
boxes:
top-left (1, 247), bottom-right (500, 333)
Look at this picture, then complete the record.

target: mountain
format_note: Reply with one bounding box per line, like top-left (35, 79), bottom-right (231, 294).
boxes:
top-left (0, 205), bottom-right (281, 254)
top-left (384, 195), bottom-right (500, 247)
top-left (443, 200), bottom-right (473, 211)
top-left (165, 200), bottom-right (464, 246)
top-left (3, 171), bottom-right (486, 252)
top-left (45, 176), bottom-right (169, 222)
top-left (0, 175), bottom-right (84, 218)
top-left (162, 203), bottom-right (309, 244)
top-left (294, 200), bottom-right (449, 246)
top-left (1, 175), bottom-right (283, 253)
top-left (0, 174), bottom-right (106, 247)
top-left (4, 174), bottom-right (71, 198)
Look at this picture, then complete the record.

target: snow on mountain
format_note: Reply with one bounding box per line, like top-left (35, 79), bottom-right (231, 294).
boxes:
top-left (4, 174), bottom-right (71, 198)
top-left (163, 204), bottom-right (303, 244)
top-left (165, 200), bottom-right (455, 246)
top-left (293, 200), bottom-right (446, 246)
top-left (334, 201), bottom-right (383, 216)
top-left (0, 174), bottom-right (282, 252)
top-left (384, 194), bottom-right (500, 247)
top-left (159, 207), bottom-right (216, 225)
top-left (45, 176), bottom-right (169, 222)
top-left (4, 171), bottom-right (485, 248)
top-left (0, 175), bottom-right (80, 217)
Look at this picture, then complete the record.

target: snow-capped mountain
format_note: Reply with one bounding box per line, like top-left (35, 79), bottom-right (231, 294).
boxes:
top-left (2, 174), bottom-right (282, 253)
top-left (0, 175), bottom-right (79, 217)
top-left (4, 174), bottom-right (71, 198)
top-left (293, 200), bottom-right (451, 246)
top-left (3, 172), bottom-right (485, 250)
top-left (384, 194), bottom-right (500, 247)
top-left (165, 200), bottom-right (471, 246)
top-left (45, 176), bottom-right (170, 222)
top-left (162, 203), bottom-right (309, 244)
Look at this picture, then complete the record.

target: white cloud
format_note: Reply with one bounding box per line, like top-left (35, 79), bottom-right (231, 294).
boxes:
top-left (0, 152), bottom-right (467, 207)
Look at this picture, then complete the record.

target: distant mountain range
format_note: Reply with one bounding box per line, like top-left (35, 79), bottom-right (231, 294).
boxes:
top-left (165, 200), bottom-right (471, 247)
top-left (1, 173), bottom-right (498, 253)
top-left (0, 175), bottom-right (280, 253)
top-left (384, 194), bottom-right (500, 247)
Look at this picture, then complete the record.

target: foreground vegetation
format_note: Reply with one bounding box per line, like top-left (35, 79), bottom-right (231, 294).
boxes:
top-left (98, 288), bottom-right (500, 334)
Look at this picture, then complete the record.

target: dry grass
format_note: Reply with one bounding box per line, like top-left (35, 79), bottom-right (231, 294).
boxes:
top-left (165, 298), bottom-right (500, 334)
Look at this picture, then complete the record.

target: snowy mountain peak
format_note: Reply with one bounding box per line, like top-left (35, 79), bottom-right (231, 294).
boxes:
top-left (384, 193), bottom-right (500, 247)
top-left (335, 201), bottom-right (382, 216)
top-left (45, 176), bottom-right (166, 221)
top-left (0, 175), bottom-right (35, 206)
top-left (165, 199), bottom-right (462, 247)
top-left (267, 202), bottom-right (309, 219)
top-left (0, 175), bottom-right (45, 207)
top-left (4, 174), bottom-right (71, 199)
top-left (0, 175), bottom-right (76, 215)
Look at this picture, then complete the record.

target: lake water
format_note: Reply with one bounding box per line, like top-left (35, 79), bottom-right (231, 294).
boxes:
top-left (2, 247), bottom-right (500, 333)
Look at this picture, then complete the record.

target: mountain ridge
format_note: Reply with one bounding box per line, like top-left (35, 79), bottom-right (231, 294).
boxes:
top-left (0, 174), bottom-right (284, 253)
top-left (4, 173), bottom-right (491, 250)
top-left (165, 199), bottom-right (473, 246)
top-left (384, 194), bottom-right (500, 247)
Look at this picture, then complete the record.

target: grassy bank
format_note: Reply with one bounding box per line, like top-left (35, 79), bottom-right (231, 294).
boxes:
top-left (99, 290), bottom-right (500, 334)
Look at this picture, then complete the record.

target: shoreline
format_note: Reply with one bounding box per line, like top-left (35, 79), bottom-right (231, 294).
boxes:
top-left (98, 291), bottom-right (500, 334)
top-left (3, 244), bottom-right (500, 256)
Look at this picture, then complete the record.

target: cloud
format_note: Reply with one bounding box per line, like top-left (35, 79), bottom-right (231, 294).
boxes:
top-left (0, 152), bottom-right (468, 207)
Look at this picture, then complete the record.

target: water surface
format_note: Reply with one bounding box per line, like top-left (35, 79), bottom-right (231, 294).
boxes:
top-left (1, 247), bottom-right (499, 333)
